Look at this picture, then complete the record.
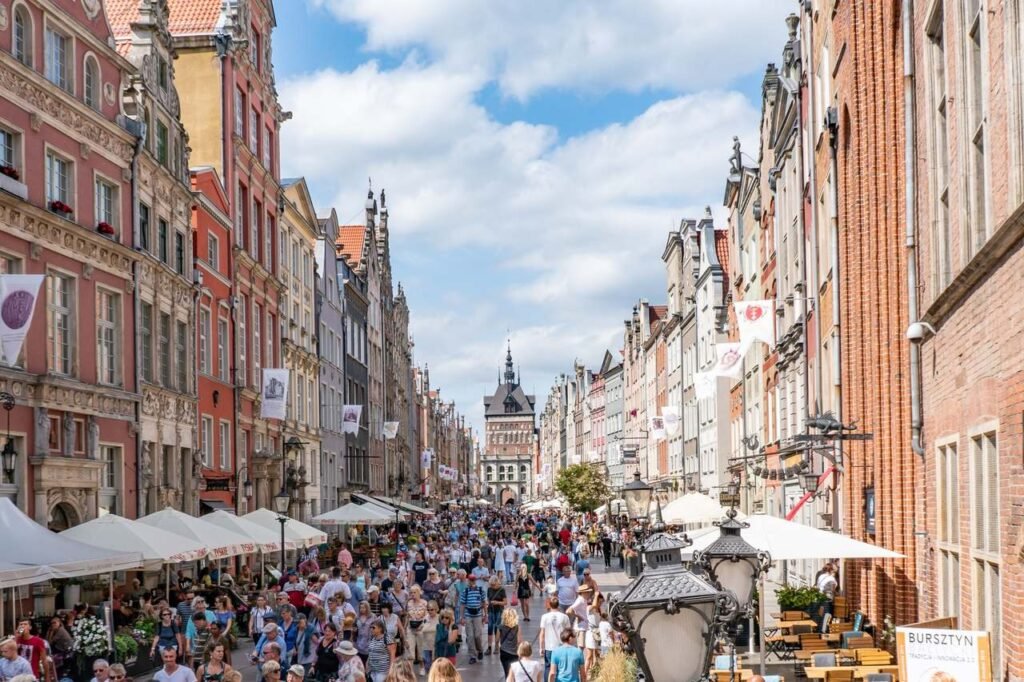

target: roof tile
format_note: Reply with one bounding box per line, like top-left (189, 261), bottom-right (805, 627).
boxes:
top-left (336, 225), bottom-right (366, 269)
top-left (166, 0), bottom-right (223, 35)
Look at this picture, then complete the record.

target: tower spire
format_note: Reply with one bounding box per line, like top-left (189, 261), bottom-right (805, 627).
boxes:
top-left (504, 339), bottom-right (516, 385)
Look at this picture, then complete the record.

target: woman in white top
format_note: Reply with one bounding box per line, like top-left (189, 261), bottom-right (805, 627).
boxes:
top-left (505, 641), bottom-right (544, 682)
top-left (584, 594), bottom-right (604, 676)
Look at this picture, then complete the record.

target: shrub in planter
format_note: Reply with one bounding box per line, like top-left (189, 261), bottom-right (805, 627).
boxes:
top-left (775, 585), bottom-right (825, 612)
top-left (591, 647), bottom-right (639, 682)
top-left (113, 633), bottom-right (138, 664)
top-left (97, 221), bottom-right (116, 236)
top-left (0, 165), bottom-right (19, 181)
top-left (49, 200), bottom-right (74, 215)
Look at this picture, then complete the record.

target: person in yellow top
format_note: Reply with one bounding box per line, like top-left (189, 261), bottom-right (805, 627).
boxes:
top-left (586, 528), bottom-right (599, 558)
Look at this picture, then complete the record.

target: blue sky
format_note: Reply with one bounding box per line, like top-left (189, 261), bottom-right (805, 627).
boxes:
top-left (275, 0), bottom-right (793, 433)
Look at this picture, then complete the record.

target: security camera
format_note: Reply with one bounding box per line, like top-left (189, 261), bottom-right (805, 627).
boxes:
top-left (906, 321), bottom-right (937, 342)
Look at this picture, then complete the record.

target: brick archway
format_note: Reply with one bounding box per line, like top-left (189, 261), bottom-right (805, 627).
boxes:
top-left (499, 487), bottom-right (516, 506)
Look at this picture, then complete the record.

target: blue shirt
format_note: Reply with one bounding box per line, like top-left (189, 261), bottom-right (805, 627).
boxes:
top-left (460, 584), bottom-right (486, 619)
top-left (550, 644), bottom-right (585, 682)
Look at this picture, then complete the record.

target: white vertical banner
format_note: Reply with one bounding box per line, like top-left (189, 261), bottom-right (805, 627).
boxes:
top-left (341, 405), bottom-right (362, 435)
top-left (0, 274), bottom-right (44, 364)
top-left (648, 415), bottom-right (666, 442)
top-left (383, 421), bottom-right (399, 440)
top-left (734, 300), bottom-right (775, 349)
top-left (694, 371), bottom-right (717, 400)
top-left (421, 449), bottom-right (433, 470)
top-left (260, 369), bottom-right (289, 419)
top-left (710, 342), bottom-right (744, 378)
top-left (662, 405), bottom-right (681, 437)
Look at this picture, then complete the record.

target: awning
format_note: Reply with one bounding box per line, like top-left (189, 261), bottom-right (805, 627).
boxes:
top-left (372, 495), bottom-right (434, 516)
top-left (202, 509), bottom-right (285, 552)
top-left (241, 508), bottom-right (328, 546)
top-left (61, 513), bottom-right (208, 569)
top-left (352, 494), bottom-right (409, 520)
top-left (313, 502), bottom-right (395, 526)
top-left (661, 492), bottom-right (733, 526)
top-left (137, 507), bottom-right (257, 558)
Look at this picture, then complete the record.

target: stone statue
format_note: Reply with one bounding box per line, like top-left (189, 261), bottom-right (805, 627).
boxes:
top-left (192, 448), bottom-right (202, 478)
top-left (35, 407), bottom-right (50, 456)
top-left (86, 416), bottom-right (99, 460)
top-left (141, 442), bottom-right (153, 486)
top-left (62, 412), bottom-right (75, 456)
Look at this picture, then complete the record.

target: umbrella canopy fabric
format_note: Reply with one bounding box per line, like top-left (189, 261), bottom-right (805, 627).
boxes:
top-left (0, 498), bottom-right (143, 587)
top-left (202, 510), bottom-right (285, 552)
top-left (313, 503), bottom-right (395, 526)
top-left (680, 513), bottom-right (904, 561)
top-left (351, 494), bottom-right (410, 520)
top-left (475, 498), bottom-right (491, 506)
top-left (137, 507), bottom-right (256, 558)
top-left (370, 495), bottom-right (434, 516)
top-left (61, 514), bottom-right (208, 569)
top-left (661, 492), bottom-right (732, 526)
top-left (242, 508), bottom-right (328, 546)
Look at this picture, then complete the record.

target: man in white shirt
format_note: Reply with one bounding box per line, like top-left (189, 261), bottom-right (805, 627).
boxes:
top-left (538, 597), bottom-right (571, 682)
top-left (154, 647), bottom-right (196, 682)
top-left (555, 565), bottom-right (579, 612)
top-left (502, 541), bottom-right (518, 583)
top-left (319, 566), bottom-right (352, 603)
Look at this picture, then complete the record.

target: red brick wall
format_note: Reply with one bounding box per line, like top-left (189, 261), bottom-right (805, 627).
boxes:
top-left (832, 0), bottom-right (920, 627)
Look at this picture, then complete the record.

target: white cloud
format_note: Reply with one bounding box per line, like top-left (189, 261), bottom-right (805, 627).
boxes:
top-left (308, 0), bottom-right (792, 100)
top-left (280, 7), bottom-right (782, 431)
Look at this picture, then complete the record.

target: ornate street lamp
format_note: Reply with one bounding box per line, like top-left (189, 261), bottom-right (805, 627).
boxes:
top-left (693, 508), bottom-right (771, 618)
top-left (801, 470), bottom-right (821, 494)
top-left (611, 531), bottom-right (738, 682)
top-left (273, 487), bottom-right (291, 571)
top-left (621, 470), bottom-right (653, 522)
top-left (0, 392), bottom-right (15, 483)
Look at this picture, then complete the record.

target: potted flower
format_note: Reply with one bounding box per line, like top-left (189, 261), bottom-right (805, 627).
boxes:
top-left (72, 616), bottom-right (111, 679)
top-left (0, 164), bottom-right (27, 200)
top-left (113, 633), bottom-right (138, 665)
top-left (97, 221), bottom-right (116, 236)
top-left (49, 200), bottom-right (74, 216)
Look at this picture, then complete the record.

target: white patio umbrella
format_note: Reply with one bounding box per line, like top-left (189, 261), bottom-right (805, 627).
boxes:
top-left (313, 502), bottom-right (394, 526)
top-left (61, 514), bottom-right (209, 569)
top-left (680, 513), bottom-right (904, 561)
top-left (137, 507), bottom-right (257, 558)
top-left (661, 492), bottom-right (734, 526)
top-left (242, 508), bottom-right (328, 546)
top-left (475, 498), bottom-right (491, 506)
top-left (203, 510), bottom-right (285, 552)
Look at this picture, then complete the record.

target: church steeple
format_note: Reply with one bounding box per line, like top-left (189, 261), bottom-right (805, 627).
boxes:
top-left (504, 340), bottom-right (516, 386)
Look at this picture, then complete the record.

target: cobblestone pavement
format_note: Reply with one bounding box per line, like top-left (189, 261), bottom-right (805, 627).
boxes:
top-left (137, 560), bottom-right (631, 682)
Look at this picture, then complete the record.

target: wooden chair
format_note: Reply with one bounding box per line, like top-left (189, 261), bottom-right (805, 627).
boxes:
top-left (799, 633), bottom-right (830, 649)
top-left (824, 671), bottom-right (855, 682)
top-left (830, 621), bottom-right (854, 634)
top-left (791, 624), bottom-right (816, 635)
top-left (832, 596), bottom-right (849, 620)
top-left (783, 610), bottom-right (807, 621)
top-left (846, 635), bottom-right (874, 650)
top-left (857, 650), bottom-right (894, 665)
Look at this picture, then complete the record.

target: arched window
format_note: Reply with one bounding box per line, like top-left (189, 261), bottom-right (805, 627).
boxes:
top-left (13, 4), bottom-right (33, 66)
top-left (83, 55), bottom-right (100, 110)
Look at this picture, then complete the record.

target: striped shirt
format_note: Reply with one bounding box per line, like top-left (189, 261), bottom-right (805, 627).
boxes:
top-left (460, 585), bottom-right (486, 617)
top-left (366, 634), bottom-right (393, 675)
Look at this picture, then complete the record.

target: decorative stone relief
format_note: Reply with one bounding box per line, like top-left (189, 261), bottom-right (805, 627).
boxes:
top-left (103, 81), bottom-right (115, 105)
top-left (79, 142), bottom-right (90, 159)
top-left (29, 114), bottom-right (41, 132)
top-left (0, 5), bottom-right (8, 31)
top-left (81, 0), bottom-right (102, 20)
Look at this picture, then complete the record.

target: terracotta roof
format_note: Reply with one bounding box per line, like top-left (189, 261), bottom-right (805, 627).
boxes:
top-left (166, 0), bottom-right (224, 35)
top-left (103, 0), bottom-right (138, 38)
top-left (649, 305), bottom-right (668, 324)
top-left (336, 225), bottom-right (366, 269)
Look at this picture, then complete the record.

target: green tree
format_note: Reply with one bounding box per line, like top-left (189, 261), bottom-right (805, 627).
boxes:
top-left (555, 463), bottom-right (610, 513)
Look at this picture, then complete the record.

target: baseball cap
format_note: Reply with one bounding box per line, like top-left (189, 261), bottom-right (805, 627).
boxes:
top-left (288, 665), bottom-right (305, 679)
top-left (468, 574), bottom-right (477, 581)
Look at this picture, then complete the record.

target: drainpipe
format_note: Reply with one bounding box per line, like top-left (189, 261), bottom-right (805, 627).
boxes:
top-left (130, 130), bottom-right (144, 519)
top-left (903, 0), bottom-right (924, 460)
top-left (828, 122), bottom-right (843, 534)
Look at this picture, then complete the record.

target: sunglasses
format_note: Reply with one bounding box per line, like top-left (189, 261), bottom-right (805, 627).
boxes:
top-left (111, 676), bottom-right (125, 680)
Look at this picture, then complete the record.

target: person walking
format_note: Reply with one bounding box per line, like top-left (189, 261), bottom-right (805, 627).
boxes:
top-left (196, 643), bottom-right (232, 682)
top-left (417, 602), bottom-right (439, 675)
top-left (425, 658), bottom-right (461, 682)
top-left (433, 609), bottom-right (459, 667)
top-left (365, 620), bottom-right (394, 682)
top-left (497, 609), bottom-right (522, 680)
top-left (514, 564), bottom-right (537, 622)
top-left (154, 647), bottom-right (197, 682)
top-left (458, 575), bottom-right (487, 664)
top-left (506, 642), bottom-right (543, 682)
top-left (485, 575), bottom-right (507, 655)
top-left (548, 629), bottom-right (586, 682)
top-left (538, 598), bottom-right (570, 682)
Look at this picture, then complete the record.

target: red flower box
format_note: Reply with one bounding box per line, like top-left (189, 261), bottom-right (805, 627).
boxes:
top-left (0, 165), bottom-right (19, 181)
top-left (97, 222), bottom-right (116, 235)
top-left (49, 200), bottom-right (74, 214)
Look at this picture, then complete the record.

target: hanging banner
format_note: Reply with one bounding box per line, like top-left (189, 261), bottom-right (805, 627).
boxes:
top-left (0, 275), bottom-right (44, 365)
top-left (421, 449), bottom-right (433, 470)
top-left (734, 300), bottom-right (775, 349)
top-left (694, 371), bottom-right (717, 400)
top-left (662, 405), bottom-right (681, 437)
top-left (648, 415), bottom-right (666, 442)
top-left (896, 627), bottom-right (992, 682)
top-left (341, 405), bottom-right (362, 435)
top-left (710, 342), bottom-right (744, 378)
top-left (259, 369), bottom-right (289, 419)
top-left (383, 421), bottom-right (399, 440)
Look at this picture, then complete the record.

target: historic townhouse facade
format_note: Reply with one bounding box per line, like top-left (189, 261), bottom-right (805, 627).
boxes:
top-left (316, 208), bottom-right (345, 512)
top-left (482, 346), bottom-right (535, 505)
top-left (107, 0), bottom-right (199, 517)
top-left (336, 225), bottom-right (370, 491)
top-left (281, 178), bottom-right (320, 520)
top-left (0, 0), bottom-right (141, 525)
top-left (602, 360), bottom-right (624, 490)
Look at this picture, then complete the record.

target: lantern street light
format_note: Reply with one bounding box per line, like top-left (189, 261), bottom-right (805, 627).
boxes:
top-left (693, 508), bottom-right (771, 618)
top-left (273, 487), bottom-right (290, 571)
top-left (611, 531), bottom-right (739, 682)
top-left (0, 392), bottom-right (15, 484)
top-left (621, 470), bottom-right (653, 522)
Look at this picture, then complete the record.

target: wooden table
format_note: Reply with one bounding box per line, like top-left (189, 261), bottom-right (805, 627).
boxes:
top-left (804, 665), bottom-right (899, 680)
top-left (709, 669), bottom-right (754, 681)
top-left (771, 611), bottom-right (810, 620)
top-left (775, 619), bottom-right (818, 632)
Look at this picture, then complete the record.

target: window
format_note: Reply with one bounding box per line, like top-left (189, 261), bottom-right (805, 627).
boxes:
top-left (263, 127), bottom-right (272, 169)
top-left (0, 127), bottom-right (20, 175)
top-left (234, 87), bottom-right (245, 137)
top-left (253, 303), bottom-right (262, 387)
top-left (45, 151), bottom-right (71, 207)
top-left (235, 183), bottom-right (247, 245)
top-left (139, 203), bottom-right (151, 252)
top-left (157, 55), bottom-right (168, 90)
top-left (265, 215), bottom-right (274, 271)
top-left (970, 430), bottom-right (998, 554)
top-left (937, 441), bottom-right (959, 544)
top-left (13, 6), bottom-right (32, 66)
top-left (217, 317), bottom-right (228, 381)
top-left (266, 312), bottom-right (274, 370)
top-left (199, 307), bottom-right (211, 374)
top-left (251, 199), bottom-right (261, 259)
top-left (174, 231), bottom-right (185, 274)
top-left (47, 273), bottom-right (74, 375)
top-left (156, 121), bottom-right (168, 165)
top-left (96, 289), bottom-right (119, 385)
top-left (201, 416), bottom-right (213, 466)
top-left (44, 26), bottom-right (71, 91)
top-left (94, 177), bottom-right (117, 230)
top-left (297, 378), bottom-right (305, 422)
top-left (250, 27), bottom-right (261, 71)
top-left (238, 294), bottom-right (247, 383)
top-left (207, 233), bottom-right (219, 270)
top-left (100, 445), bottom-right (118, 489)
top-left (249, 107), bottom-right (258, 153)
top-left (83, 55), bottom-right (100, 110)
top-left (174, 321), bottom-right (188, 393)
top-left (963, 0), bottom-right (987, 258)
top-left (158, 312), bottom-right (171, 387)
top-left (974, 559), bottom-right (1000, 673)
top-left (158, 218), bottom-right (169, 264)
top-left (219, 421), bottom-right (230, 470)
top-left (140, 302), bottom-right (153, 382)
top-left (926, 3), bottom-right (949, 290)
